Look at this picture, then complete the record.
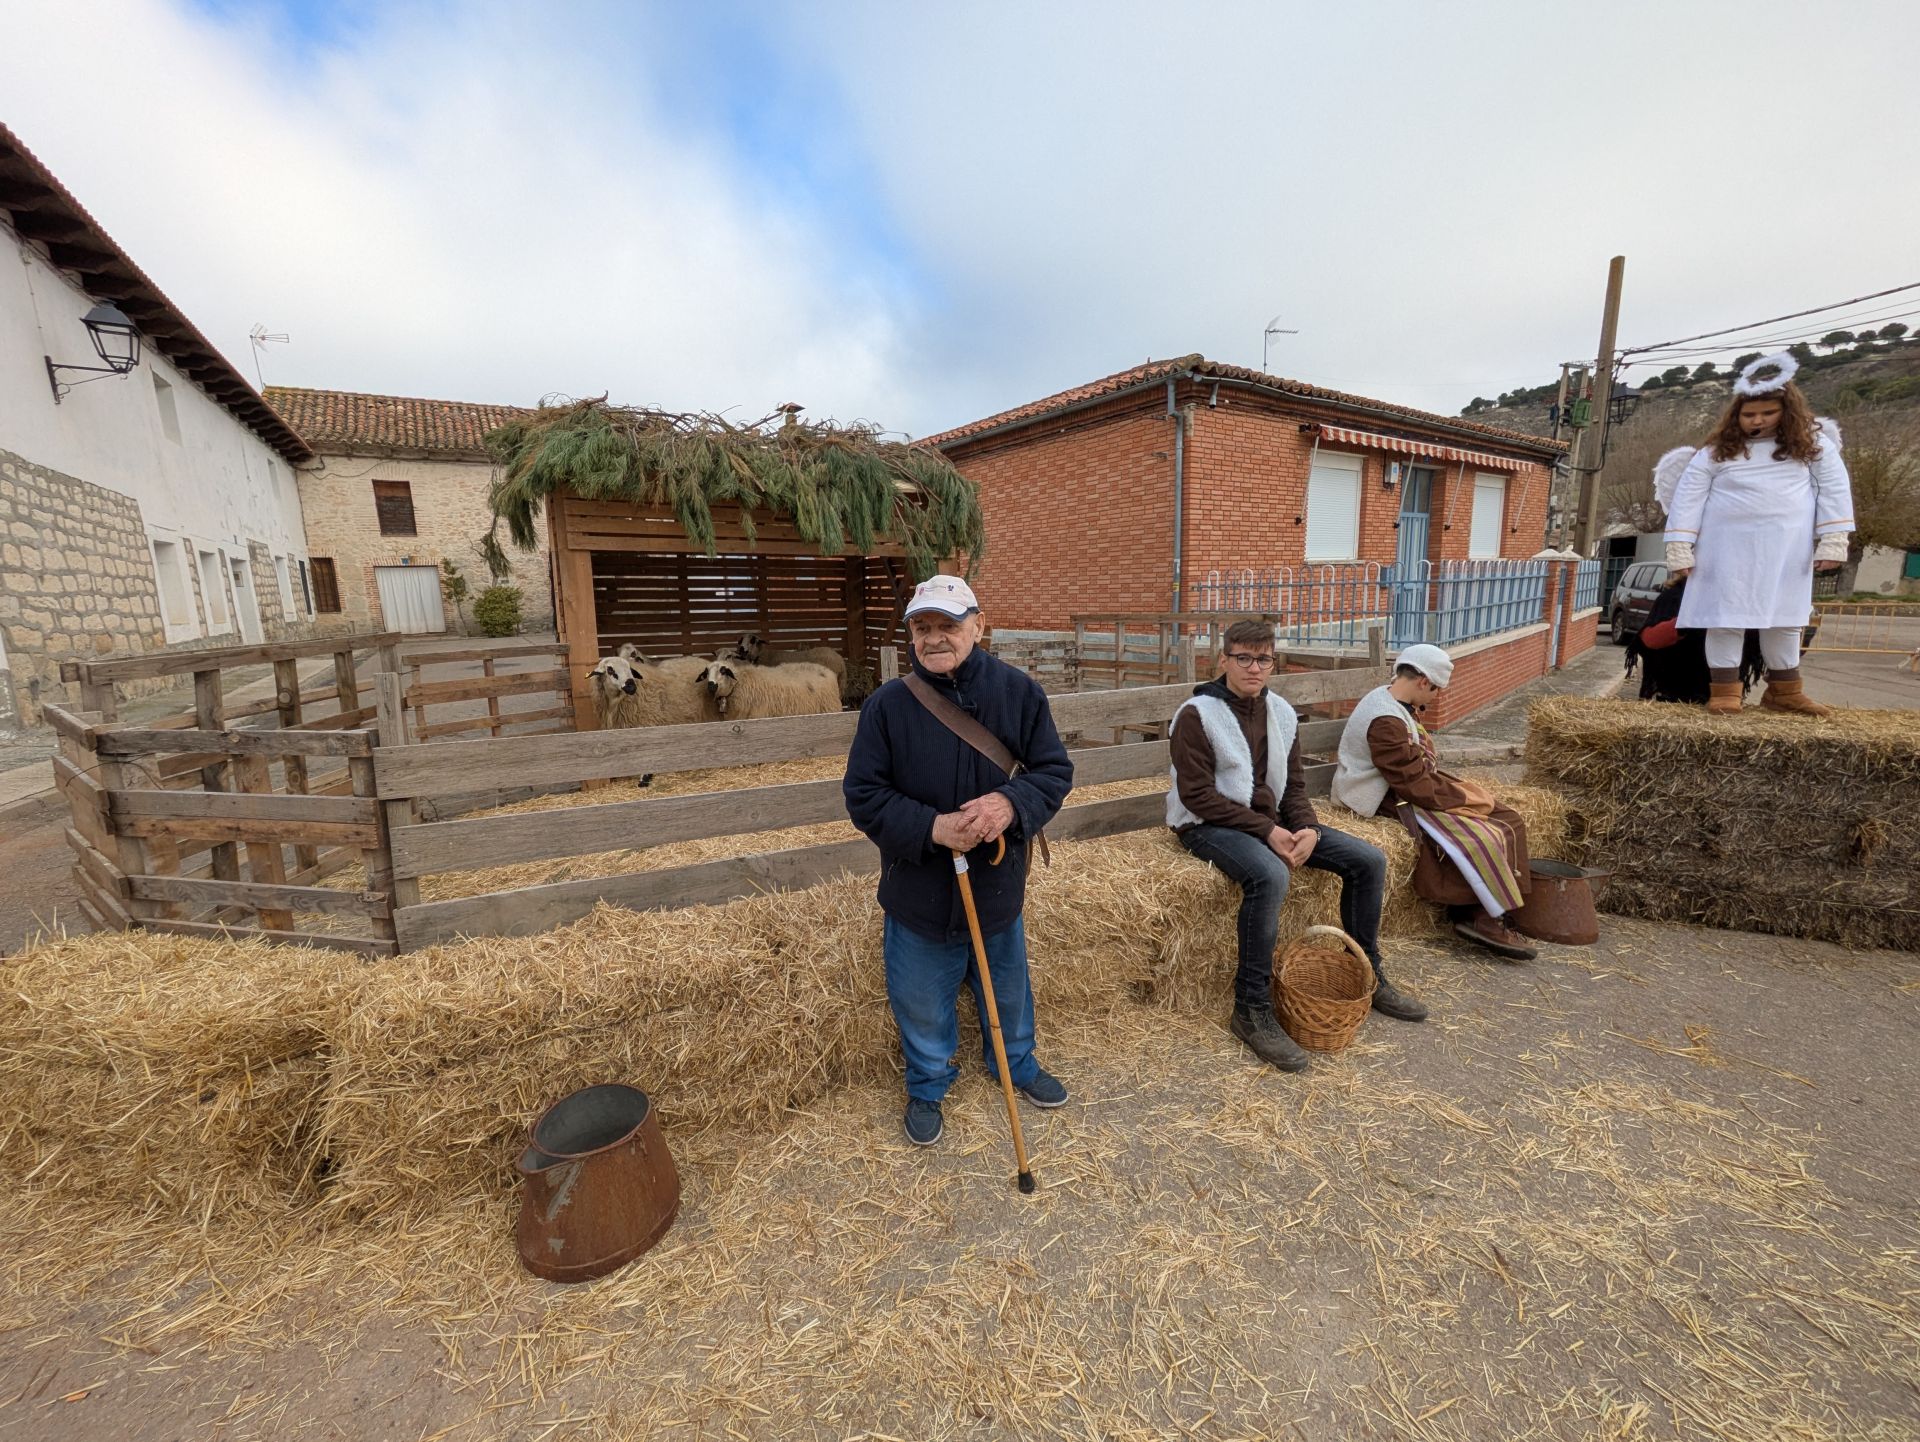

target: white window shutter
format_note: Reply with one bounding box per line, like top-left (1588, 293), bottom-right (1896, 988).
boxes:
top-left (1305, 453), bottom-right (1362, 561)
top-left (1469, 473), bottom-right (1506, 558)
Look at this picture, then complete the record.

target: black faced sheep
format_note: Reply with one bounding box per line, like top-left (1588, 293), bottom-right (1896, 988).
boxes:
top-left (698, 659), bottom-right (842, 719)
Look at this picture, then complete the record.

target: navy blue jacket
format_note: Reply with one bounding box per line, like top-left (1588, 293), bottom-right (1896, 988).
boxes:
top-left (843, 647), bottom-right (1074, 943)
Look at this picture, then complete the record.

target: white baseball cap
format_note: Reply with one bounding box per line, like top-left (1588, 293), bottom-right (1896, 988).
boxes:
top-left (903, 575), bottom-right (980, 619)
top-left (1396, 643), bottom-right (1453, 687)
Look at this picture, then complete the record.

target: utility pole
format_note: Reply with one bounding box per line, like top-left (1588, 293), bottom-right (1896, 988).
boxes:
top-left (1571, 255), bottom-right (1625, 557)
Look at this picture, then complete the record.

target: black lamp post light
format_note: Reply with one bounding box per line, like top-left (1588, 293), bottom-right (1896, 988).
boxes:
top-left (45, 300), bottom-right (143, 403)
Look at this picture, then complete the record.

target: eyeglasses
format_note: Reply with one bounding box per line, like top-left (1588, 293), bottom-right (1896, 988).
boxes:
top-left (1224, 653), bottom-right (1276, 670)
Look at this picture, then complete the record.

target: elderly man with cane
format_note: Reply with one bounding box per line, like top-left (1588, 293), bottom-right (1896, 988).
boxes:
top-left (844, 576), bottom-right (1074, 1154)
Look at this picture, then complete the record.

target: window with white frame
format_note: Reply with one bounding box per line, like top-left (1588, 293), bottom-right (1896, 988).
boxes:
top-left (1469, 472), bottom-right (1507, 559)
top-left (151, 538), bottom-right (195, 630)
top-left (274, 555), bottom-right (295, 619)
top-left (198, 549), bottom-right (229, 628)
top-left (1304, 451), bottom-right (1363, 561)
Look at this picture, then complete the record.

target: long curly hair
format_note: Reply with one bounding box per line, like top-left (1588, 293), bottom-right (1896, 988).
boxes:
top-left (1708, 382), bottom-right (1822, 463)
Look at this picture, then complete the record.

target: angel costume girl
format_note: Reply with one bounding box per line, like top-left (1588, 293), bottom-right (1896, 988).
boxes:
top-left (1661, 352), bottom-right (1852, 715)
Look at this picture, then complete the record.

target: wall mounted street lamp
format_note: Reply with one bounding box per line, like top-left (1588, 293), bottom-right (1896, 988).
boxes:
top-left (45, 301), bottom-right (143, 403)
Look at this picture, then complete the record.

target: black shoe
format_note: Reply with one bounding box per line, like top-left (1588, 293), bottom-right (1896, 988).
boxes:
top-left (1371, 976), bottom-right (1429, 1023)
top-left (1230, 1003), bottom-right (1310, 1072)
top-left (903, 1099), bottom-right (943, 1146)
top-left (1016, 1068), bottom-right (1069, 1108)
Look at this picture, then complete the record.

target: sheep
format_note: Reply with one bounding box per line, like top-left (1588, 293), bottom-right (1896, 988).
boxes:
top-left (730, 633), bottom-right (850, 695)
top-left (587, 654), bottom-right (720, 728)
top-left (699, 659), bottom-right (842, 719)
top-left (616, 643), bottom-right (714, 682)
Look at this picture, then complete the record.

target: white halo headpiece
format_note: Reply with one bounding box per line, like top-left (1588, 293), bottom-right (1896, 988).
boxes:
top-left (1733, 350), bottom-right (1799, 397)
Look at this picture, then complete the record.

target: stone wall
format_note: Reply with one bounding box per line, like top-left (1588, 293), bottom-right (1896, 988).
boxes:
top-left (295, 452), bottom-right (555, 635)
top-left (0, 446), bottom-right (167, 724)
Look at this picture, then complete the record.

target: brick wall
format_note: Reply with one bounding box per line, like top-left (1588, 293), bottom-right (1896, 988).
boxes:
top-left (1428, 458), bottom-right (1554, 562)
top-left (953, 392), bottom-right (1558, 636)
top-left (295, 452), bottom-right (555, 635)
top-left (1418, 624), bottom-right (1553, 730)
top-left (955, 409), bottom-right (1177, 631)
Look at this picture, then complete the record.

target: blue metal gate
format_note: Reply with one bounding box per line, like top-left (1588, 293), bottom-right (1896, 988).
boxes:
top-left (1387, 465), bottom-right (1434, 646)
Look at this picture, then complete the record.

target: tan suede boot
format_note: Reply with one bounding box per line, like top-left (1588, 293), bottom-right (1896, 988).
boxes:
top-left (1760, 674), bottom-right (1832, 717)
top-left (1707, 680), bottom-right (1743, 716)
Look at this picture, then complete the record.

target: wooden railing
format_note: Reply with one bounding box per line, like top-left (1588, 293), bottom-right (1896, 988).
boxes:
top-left (399, 641), bottom-right (574, 740)
top-left (371, 664), bottom-right (1387, 950)
top-left (53, 645), bottom-right (1389, 954)
top-left (47, 703), bottom-right (395, 954)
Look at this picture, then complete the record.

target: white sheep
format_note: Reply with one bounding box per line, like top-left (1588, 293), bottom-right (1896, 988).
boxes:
top-left (730, 633), bottom-right (850, 694)
top-left (587, 654), bottom-right (720, 728)
top-left (699, 659), bottom-right (842, 719)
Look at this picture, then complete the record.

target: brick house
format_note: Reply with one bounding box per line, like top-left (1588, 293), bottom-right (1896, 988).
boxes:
top-left (926, 354), bottom-right (1568, 633)
top-left (1, 123), bottom-right (317, 728)
top-left (264, 387), bottom-right (553, 636)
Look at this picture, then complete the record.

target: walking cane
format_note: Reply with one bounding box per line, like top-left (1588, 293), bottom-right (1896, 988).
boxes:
top-left (949, 837), bottom-right (1036, 1194)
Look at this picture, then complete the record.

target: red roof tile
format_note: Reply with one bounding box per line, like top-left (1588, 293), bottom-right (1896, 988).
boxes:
top-left (0, 123), bottom-right (311, 464)
top-left (921, 354), bottom-right (1565, 456)
top-left (263, 386), bottom-right (531, 458)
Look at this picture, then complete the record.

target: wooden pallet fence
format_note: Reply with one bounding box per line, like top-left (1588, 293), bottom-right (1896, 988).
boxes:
top-left (46, 699), bottom-right (396, 954)
top-left (374, 666), bottom-right (1385, 949)
top-left (399, 642), bottom-right (576, 741)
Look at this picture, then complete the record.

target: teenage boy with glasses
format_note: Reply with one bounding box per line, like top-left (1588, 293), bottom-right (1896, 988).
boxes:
top-left (1167, 619), bottom-right (1428, 1071)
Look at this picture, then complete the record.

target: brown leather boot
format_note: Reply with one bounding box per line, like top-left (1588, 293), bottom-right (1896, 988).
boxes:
top-left (1760, 674), bottom-right (1831, 717)
top-left (1707, 680), bottom-right (1743, 716)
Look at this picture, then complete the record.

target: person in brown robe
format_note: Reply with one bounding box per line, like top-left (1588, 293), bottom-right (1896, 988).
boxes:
top-left (1338, 648), bottom-right (1535, 960)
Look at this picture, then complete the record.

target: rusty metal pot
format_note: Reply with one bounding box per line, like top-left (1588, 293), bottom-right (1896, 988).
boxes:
top-left (515, 1083), bottom-right (680, 1284)
top-left (1511, 859), bottom-right (1610, 946)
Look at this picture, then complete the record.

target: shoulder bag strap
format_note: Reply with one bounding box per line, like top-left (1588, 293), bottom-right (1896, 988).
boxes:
top-left (902, 672), bottom-right (1051, 867)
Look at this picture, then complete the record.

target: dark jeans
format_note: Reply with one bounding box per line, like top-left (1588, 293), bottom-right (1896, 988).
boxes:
top-left (883, 915), bottom-right (1039, 1103)
top-left (1177, 823), bottom-right (1388, 1008)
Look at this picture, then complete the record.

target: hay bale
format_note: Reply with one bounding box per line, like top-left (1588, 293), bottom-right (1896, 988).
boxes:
top-left (1526, 696), bottom-right (1920, 948)
top-left (0, 932), bottom-right (352, 1216)
top-left (4, 770), bottom-right (1568, 1227)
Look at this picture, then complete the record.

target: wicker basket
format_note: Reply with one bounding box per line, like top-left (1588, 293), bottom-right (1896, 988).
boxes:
top-left (1274, 925), bottom-right (1376, 1053)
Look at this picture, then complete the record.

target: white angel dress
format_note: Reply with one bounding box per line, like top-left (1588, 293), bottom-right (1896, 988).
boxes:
top-left (1661, 419), bottom-right (1853, 629)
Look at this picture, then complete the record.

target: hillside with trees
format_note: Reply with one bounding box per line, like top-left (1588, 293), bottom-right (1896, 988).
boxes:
top-left (1465, 342), bottom-right (1920, 581)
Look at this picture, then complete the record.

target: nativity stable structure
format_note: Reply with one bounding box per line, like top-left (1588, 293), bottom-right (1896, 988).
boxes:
top-left (481, 399), bottom-right (984, 725)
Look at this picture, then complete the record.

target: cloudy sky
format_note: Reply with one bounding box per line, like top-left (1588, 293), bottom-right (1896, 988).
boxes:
top-left (6, 0), bottom-right (1918, 435)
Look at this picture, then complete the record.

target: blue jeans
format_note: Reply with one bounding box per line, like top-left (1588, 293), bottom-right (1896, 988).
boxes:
top-left (1176, 824), bottom-right (1388, 1008)
top-left (883, 914), bottom-right (1040, 1103)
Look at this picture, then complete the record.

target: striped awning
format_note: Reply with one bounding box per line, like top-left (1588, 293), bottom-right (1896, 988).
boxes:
top-left (1314, 423), bottom-right (1524, 472)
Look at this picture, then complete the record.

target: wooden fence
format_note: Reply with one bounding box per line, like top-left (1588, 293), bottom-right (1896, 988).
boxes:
top-left (48, 633), bottom-right (575, 953)
top-left (368, 661), bottom-right (1387, 950)
top-left (54, 637), bottom-right (1386, 955)
top-left (1066, 614), bottom-right (1386, 690)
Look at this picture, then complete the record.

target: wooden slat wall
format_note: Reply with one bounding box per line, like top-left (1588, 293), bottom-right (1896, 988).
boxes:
top-left (588, 549), bottom-right (912, 680)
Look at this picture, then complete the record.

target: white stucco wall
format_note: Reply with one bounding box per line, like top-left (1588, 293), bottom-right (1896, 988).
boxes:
top-left (2, 224), bottom-right (310, 645)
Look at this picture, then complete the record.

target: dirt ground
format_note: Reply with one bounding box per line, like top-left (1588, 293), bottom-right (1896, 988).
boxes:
top-left (2, 915), bottom-right (1915, 1441)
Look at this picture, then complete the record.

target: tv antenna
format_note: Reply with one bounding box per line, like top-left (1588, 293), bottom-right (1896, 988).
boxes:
top-left (1262, 314), bottom-right (1299, 371)
top-left (248, 323), bottom-right (289, 389)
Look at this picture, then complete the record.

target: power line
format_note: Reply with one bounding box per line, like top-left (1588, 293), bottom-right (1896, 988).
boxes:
top-left (1620, 306), bottom-right (1920, 367)
top-left (1617, 281), bottom-right (1920, 357)
top-left (1630, 301), bottom-right (1920, 357)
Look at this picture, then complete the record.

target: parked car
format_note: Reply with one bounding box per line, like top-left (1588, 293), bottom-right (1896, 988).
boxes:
top-left (1607, 562), bottom-right (1670, 644)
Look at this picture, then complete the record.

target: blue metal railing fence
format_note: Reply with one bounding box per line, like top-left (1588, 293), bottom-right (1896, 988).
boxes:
top-left (1189, 559), bottom-right (1552, 649)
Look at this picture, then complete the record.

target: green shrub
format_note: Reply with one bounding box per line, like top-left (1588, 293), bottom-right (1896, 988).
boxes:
top-left (472, 585), bottom-right (523, 637)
